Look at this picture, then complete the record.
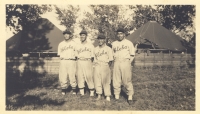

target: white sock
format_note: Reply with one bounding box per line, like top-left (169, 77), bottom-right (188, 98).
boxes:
top-left (98, 94), bottom-right (101, 98)
top-left (106, 96), bottom-right (110, 101)
top-left (80, 89), bottom-right (84, 95)
top-left (115, 95), bottom-right (119, 99)
top-left (128, 95), bottom-right (132, 100)
top-left (90, 90), bottom-right (94, 96)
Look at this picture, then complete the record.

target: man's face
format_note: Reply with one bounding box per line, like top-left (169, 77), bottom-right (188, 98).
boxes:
top-left (117, 32), bottom-right (125, 41)
top-left (98, 38), bottom-right (106, 46)
top-left (64, 34), bottom-right (70, 40)
top-left (80, 34), bottom-right (87, 42)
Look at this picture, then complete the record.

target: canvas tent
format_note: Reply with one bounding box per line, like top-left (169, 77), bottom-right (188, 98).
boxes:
top-left (126, 21), bottom-right (186, 51)
top-left (6, 18), bottom-right (67, 55)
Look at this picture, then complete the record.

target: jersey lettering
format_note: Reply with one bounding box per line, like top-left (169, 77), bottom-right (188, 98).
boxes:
top-left (113, 45), bottom-right (128, 53)
top-left (95, 50), bottom-right (108, 58)
top-left (77, 47), bottom-right (91, 54)
top-left (61, 45), bottom-right (74, 52)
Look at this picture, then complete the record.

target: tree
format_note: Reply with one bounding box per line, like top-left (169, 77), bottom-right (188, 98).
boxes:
top-left (79, 5), bottom-right (134, 42)
top-left (129, 5), bottom-right (165, 29)
top-left (54, 5), bottom-right (80, 33)
top-left (158, 5), bottom-right (195, 31)
top-left (6, 5), bottom-right (52, 33)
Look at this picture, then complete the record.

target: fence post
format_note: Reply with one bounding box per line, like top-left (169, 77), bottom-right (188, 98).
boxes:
top-left (162, 51), bottom-right (164, 68)
top-left (144, 49), bottom-right (146, 68)
top-left (180, 53), bottom-right (182, 69)
top-left (153, 52), bottom-right (155, 67)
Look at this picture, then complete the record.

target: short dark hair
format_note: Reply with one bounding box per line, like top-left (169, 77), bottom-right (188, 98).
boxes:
top-left (79, 30), bottom-right (87, 35)
top-left (116, 28), bottom-right (125, 33)
top-left (63, 30), bottom-right (71, 35)
top-left (97, 34), bottom-right (106, 39)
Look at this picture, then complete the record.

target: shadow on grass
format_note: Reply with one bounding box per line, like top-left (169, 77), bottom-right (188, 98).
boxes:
top-left (6, 94), bottom-right (65, 110)
top-left (6, 57), bottom-right (61, 110)
top-left (6, 70), bottom-right (62, 110)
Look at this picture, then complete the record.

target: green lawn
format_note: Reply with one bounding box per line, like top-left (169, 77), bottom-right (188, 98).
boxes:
top-left (6, 67), bottom-right (195, 110)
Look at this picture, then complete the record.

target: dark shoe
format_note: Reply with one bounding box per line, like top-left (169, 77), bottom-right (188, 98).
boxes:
top-left (61, 89), bottom-right (66, 95)
top-left (72, 89), bottom-right (76, 95)
top-left (96, 97), bottom-right (101, 101)
top-left (127, 99), bottom-right (136, 105)
top-left (80, 94), bottom-right (87, 98)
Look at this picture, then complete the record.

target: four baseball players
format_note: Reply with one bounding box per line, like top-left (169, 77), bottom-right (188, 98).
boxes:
top-left (58, 28), bottom-right (136, 104)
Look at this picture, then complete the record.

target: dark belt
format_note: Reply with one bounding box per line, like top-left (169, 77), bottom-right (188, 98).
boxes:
top-left (61, 58), bottom-right (76, 61)
top-left (78, 58), bottom-right (91, 61)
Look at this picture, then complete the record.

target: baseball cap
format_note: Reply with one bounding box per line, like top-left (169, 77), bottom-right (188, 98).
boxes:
top-left (97, 34), bottom-right (106, 39)
top-left (79, 30), bottom-right (87, 35)
top-left (116, 28), bottom-right (125, 33)
top-left (63, 30), bottom-right (71, 35)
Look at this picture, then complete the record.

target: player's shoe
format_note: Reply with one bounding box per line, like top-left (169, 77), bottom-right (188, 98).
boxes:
top-left (127, 99), bottom-right (136, 105)
top-left (61, 89), bottom-right (66, 95)
top-left (72, 89), bottom-right (76, 95)
top-left (96, 94), bottom-right (101, 100)
top-left (62, 92), bottom-right (65, 95)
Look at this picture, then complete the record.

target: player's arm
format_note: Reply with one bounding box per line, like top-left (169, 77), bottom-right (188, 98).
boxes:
top-left (91, 45), bottom-right (95, 62)
top-left (108, 47), bottom-right (114, 67)
top-left (58, 43), bottom-right (63, 59)
top-left (129, 42), bottom-right (136, 63)
top-left (93, 48), bottom-right (98, 65)
top-left (74, 43), bottom-right (78, 60)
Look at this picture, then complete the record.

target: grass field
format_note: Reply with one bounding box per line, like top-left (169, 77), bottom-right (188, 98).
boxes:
top-left (6, 66), bottom-right (195, 110)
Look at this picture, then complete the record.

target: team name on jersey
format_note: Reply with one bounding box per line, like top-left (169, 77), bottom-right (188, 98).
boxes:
top-left (77, 47), bottom-right (91, 54)
top-left (61, 45), bottom-right (74, 52)
top-left (95, 50), bottom-right (107, 58)
top-left (113, 45), bottom-right (128, 53)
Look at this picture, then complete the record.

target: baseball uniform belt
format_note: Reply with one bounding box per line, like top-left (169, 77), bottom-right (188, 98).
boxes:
top-left (78, 58), bottom-right (91, 61)
top-left (61, 58), bottom-right (76, 61)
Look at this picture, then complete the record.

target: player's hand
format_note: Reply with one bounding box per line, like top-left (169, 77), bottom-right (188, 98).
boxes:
top-left (75, 57), bottom-right (78, 61)
top-left (91, 57), bottom-right (94, 62)
top-left (108, 61), bottom-right (113, 67)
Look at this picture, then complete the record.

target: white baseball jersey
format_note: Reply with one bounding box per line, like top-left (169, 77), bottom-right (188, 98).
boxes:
top-left (76, 41), bottom-right (94, 59)
top-left (112, 39), bottom-right (135, 59)
top-left (94, 45), bottom-right (113, 63)
top-left (58, 40), bottom-right (77, 59)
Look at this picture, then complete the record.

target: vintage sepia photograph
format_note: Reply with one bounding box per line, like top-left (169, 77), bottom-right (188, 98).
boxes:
top-left (5, 4), bottom-right (195, 111)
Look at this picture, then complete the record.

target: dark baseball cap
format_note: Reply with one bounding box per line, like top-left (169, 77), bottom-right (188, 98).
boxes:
top-left (63, 30), bottom-right (71, 35)
top-left (79, 30), bottom-right (87, 35)
top-left (116, 28), bottom-right (125, 33)
top-left (97, 34), bottom-right (106, 39)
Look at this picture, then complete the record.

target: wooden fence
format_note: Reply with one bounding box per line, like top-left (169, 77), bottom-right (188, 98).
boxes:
top-left (6, 53), bottom-right (195, 75)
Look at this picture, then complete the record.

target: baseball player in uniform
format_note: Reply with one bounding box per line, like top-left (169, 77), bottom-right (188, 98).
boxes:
top-left (76, 30), bottom-right (95, 97)
top-left (94, 34), bottom-right (113, 101)
top-left (112, 28), bottom-right (136, 105)
top-left (57, 30), bottom-right (77, 95)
